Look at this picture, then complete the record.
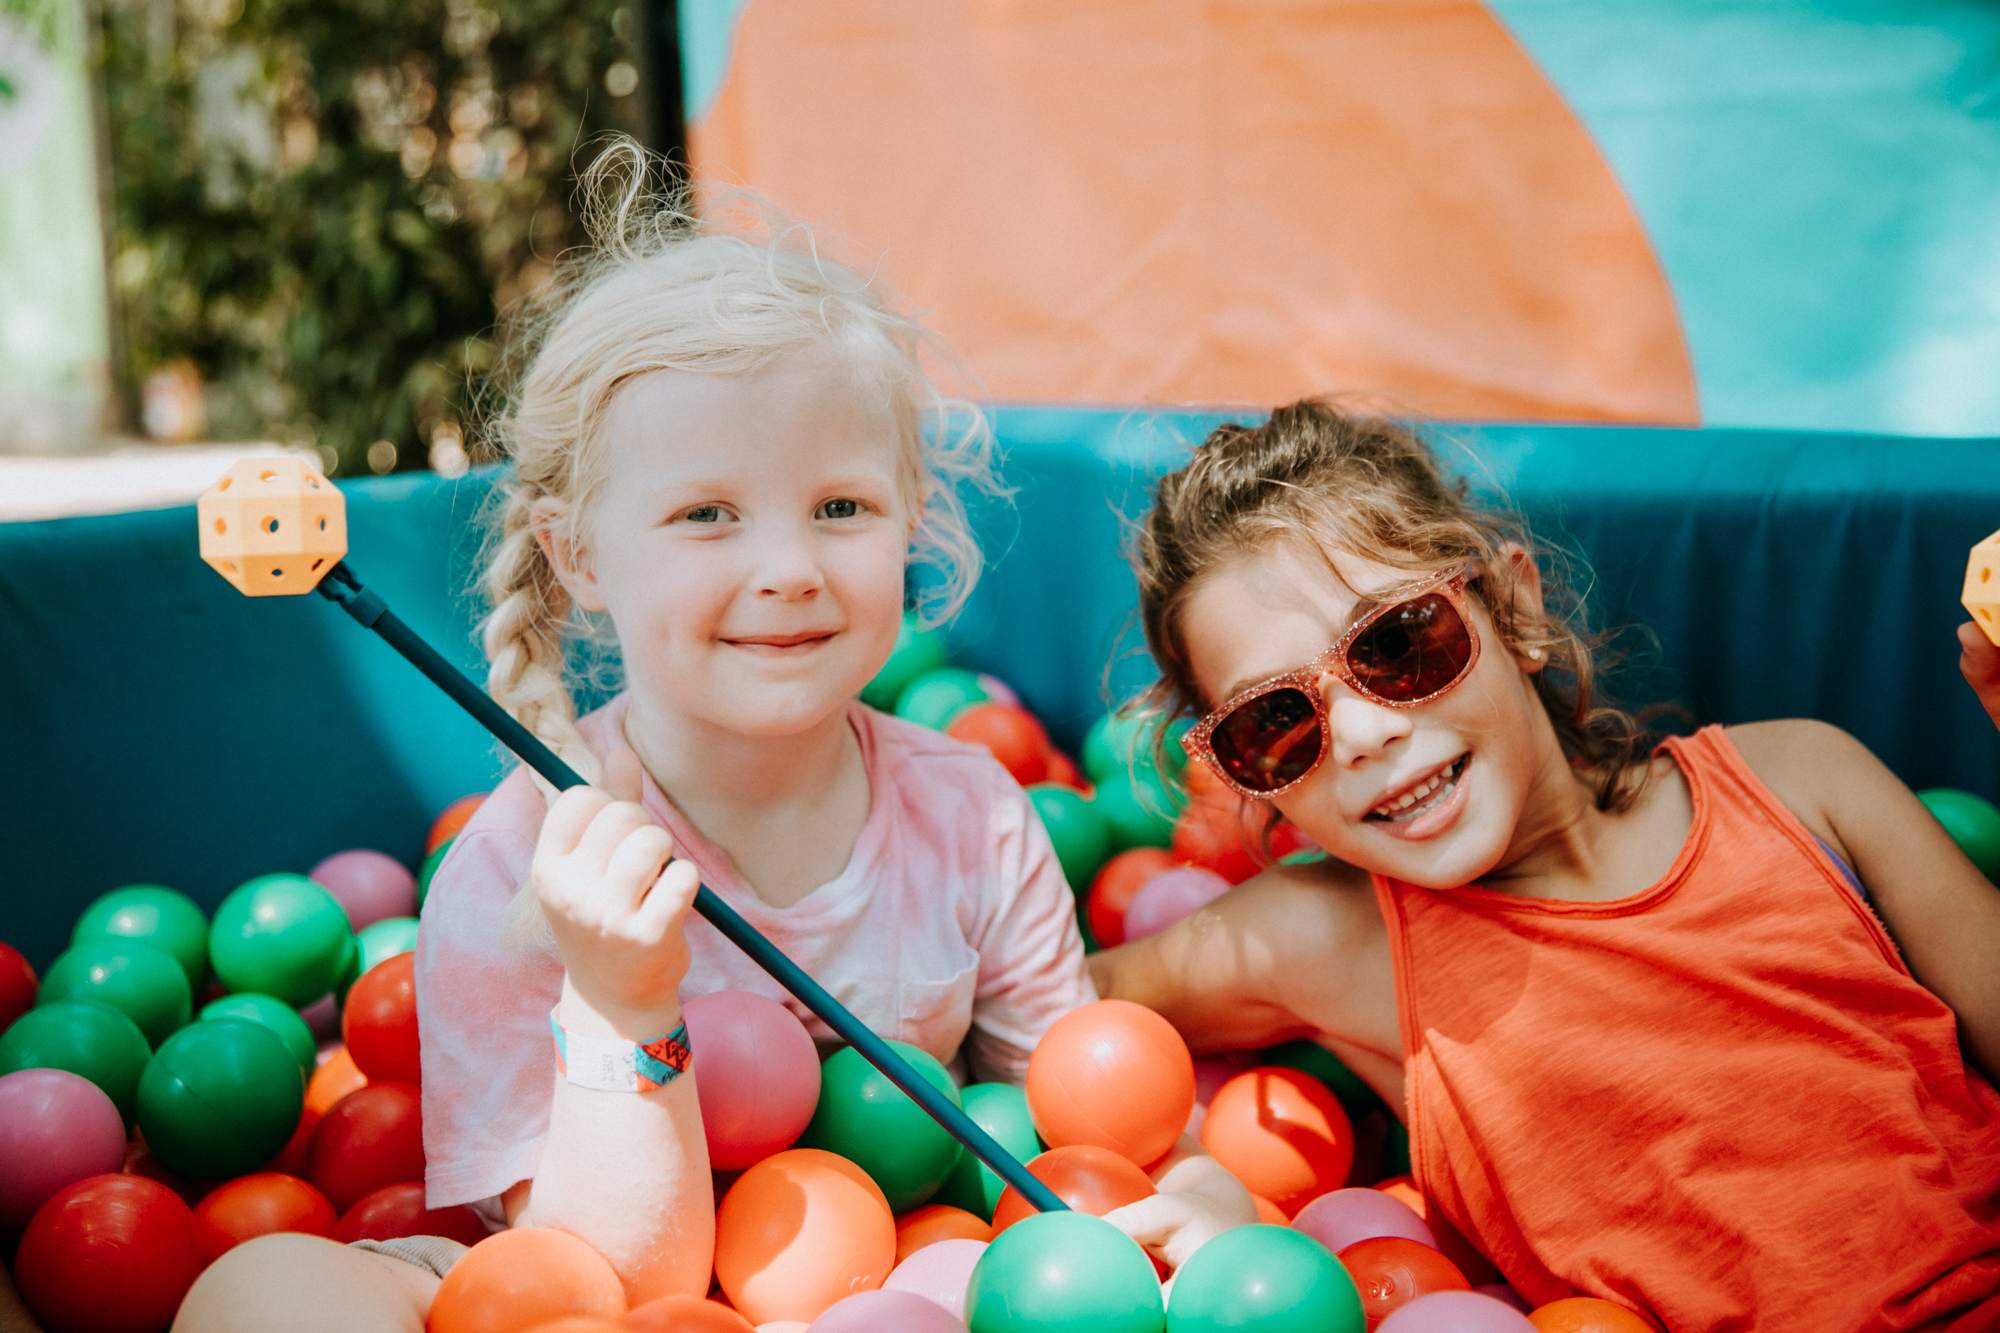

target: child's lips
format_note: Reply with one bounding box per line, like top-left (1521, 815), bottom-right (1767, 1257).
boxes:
top-left (724, 632), bottom-right (834, 655)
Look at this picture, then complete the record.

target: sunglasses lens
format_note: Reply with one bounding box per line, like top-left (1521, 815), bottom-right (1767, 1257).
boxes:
top-left (1209, 687), bottom-right (1323, 793)
top-left (1348, 592), bottom-right (1474, 701)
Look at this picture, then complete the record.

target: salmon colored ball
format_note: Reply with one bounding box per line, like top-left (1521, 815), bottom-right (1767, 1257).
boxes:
top-left (1026, 998), bottom-right (1194, 1169)
top-left (894, 1202), bottom-right (991, 1260)
top-left (714, 1148), bottom-right (897, 1326)
top-left (1085, 848), bottom-right (1180, 949)
top-left (1528, 1297), bottom-right (1661, 1332)
top-left (1339, 1236), bottom-right (1469, 1328)
top-left (1200, 1066), bottom-right (1354, 1215)
top-left (988, 1143), bottom-right (1156, 1235)
top-left (947, 703), bottom-right (1051, 785)
top-left (623, 1294), bottom-right (758, 1331)
top-left (427, 794), bottom-right (486, 854)
top-left (428, 1227), bottom-right (625, 1333)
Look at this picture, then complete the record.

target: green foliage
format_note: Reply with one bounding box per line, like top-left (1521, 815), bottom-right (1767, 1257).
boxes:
top-left (97, 0), bottom-right (644, 472)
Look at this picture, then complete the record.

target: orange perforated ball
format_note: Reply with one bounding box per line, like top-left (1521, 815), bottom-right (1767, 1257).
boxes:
top-left (714, 1148), bottom-right (896, 1325)
top-left (427, 1227), bottom-right (625, 1333)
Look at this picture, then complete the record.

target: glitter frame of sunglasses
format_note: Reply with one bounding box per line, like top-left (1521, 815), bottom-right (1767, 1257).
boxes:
top-left (1180, 568), bottom-right (1482, 799)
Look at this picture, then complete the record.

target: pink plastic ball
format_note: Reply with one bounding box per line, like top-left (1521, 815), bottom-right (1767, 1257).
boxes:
top-left (1123, 867), bottom-right (1233, 941)
top-left (1185, 1052), bottom-right (1252, 1135)
top-left (974, 674), bottom-right (1021, 709)
top-left (683, 991), bottom-right (822, 1170)
top-left (301, 993), bottom-right (342, 1041)
top-left (309, 850), bottom-right (418, 932)
top-left (1378, 1291), bottom-right (1538, 1332)
top-left (0, 1069), bottom-right (129, 1230)
top-left (807, 1289), bottom-right (970, 1332)
top-left (883, 1237), bottom-right (986, 1320)
top-left (1293, 1187), bottom-right (1438, 1254)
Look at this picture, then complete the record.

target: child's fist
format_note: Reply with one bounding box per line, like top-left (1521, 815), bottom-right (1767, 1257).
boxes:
top-left (533, 743), bottom-right (701, 1039)
top-left (1961, 621), bottom-right (2000, 732)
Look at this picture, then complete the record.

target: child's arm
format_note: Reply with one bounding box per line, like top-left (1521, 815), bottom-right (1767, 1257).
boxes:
top-left (501, 747), bottom-right (714, 1303)
top-left (1961, 622), bottom-right (2000, 731)
top-left (1088, 859), bottom-right (1370, 1055)
top-left (1776, 720), bottom-right (2000, 1081)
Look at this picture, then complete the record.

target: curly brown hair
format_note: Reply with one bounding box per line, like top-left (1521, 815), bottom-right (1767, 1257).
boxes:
top-left (1133, 397), bottom-right (1662, 816)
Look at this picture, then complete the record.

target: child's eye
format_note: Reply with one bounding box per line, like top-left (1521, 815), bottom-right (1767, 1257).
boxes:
top-left (675, 504), bottom-right (732, 524)
top-left (816, 498), bottom-right (863, 520)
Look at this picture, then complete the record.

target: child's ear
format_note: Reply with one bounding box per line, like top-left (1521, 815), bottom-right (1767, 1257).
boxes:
top-left (532, 498), bottom-right (608, 614)
top-left (1493, 542), bottom-right (1549, 672)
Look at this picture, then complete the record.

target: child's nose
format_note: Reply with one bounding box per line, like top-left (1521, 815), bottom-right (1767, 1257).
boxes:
top-left (1322, 671), bottom-right (1412, 768)
top-left (754, 533), bottom-right (824, 600)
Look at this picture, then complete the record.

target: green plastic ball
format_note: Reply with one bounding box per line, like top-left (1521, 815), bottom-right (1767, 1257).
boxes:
top-left (38, 941), bottom-right (192, 1048)
top-left (967, 1210), bottom-right (1165, 1333)
top-left (1083, 710), bottom-right (1190, 786)
top-left (331, 931), bottom-right (361, 1002)
top-left (72, 885), bottom-right (209, 991)
top-left (894, 668), bottom-right (993, 731)
top-left (209, 873), bottom-right (355, 1007)
top-left (417, 839), bottom-right (453, 911)
top-left (137, 1017), bottom-right (304, 1180)
top-left (1164, 1224), bottom-right (1364, 1332)
top-left (356, 917), bottom-right (420, 976)
top-left (862, 614), bottom-right (950, 710)
top-left (1918, 788), bottom-right (2000, 882)
top-left (1026, 784), bottom-right (1113, 893)
top-left (0, 1001), bottom-right (153, 1123)
top-left (1090, 767), bottom-right (1187, 853)
top-left (200, 992), bottom-right (316, 1080)
top-left (800, 1040), bottom-right (964, 1212)
top-left (937, 1082), bottom-right (1045, 1220)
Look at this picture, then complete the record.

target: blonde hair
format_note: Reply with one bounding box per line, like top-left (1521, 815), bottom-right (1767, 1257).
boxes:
top-left (475, 136), bottom-right (998, 944)
top-left (1133, 398), bottom-right (1661, 825)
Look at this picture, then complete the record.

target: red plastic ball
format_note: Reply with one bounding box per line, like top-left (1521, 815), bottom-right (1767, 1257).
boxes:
top-left (988, 1144), bottom-right (1157, 1235)
top-left (1042, 749), bottom-right (1087, 791)
top-left (16, 1173), bottom-right (206, 1333)
top-left (308, 1081), bottom-right (424, 1213)
top-left (1171, 794), bottom-right (1267, 884)
top-left (947, 703), bottom-right (1051, 785)
top-left (1338, 1235), bottom-right (1470, 1326)
top-left (193, 1171), bottom-right (337, 1261)
top-left (342, 953), bottom-right (421, 1084)
top-left (333, 1180), bottom-right (490, 1246)
top-left (0, 939), bottom-right (37, 1031)
top-left (1085, 848), bottom-right (1179, 948)
top-left (427, 794), bottom-right (486, 854)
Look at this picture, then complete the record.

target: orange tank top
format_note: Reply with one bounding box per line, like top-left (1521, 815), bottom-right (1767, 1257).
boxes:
top-left (1373, 725), bottom-right (2000, 1331)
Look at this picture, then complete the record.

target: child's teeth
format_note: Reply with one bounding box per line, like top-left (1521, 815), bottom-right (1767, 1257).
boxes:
top-left (1372, 759), bottom-right (1461, 819)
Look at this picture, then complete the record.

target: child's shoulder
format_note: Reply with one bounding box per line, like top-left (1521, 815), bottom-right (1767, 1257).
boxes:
top-left (1720, 718), bottom-right (1878, 851)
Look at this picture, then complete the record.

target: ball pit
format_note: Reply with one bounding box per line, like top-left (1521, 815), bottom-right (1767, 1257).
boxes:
top-left (1294, 1186), bottom-right (1439, 1254)
top-left (341, 952), bottom-right (421, 1083)
top-left (15, 1174), bottom-right (206, 1333)
top-left (333, 1180), bottom-right (489, 1245)
top-left (965, 1210), bottom-right (1164, 1333)
top-left (1167, 1223), bottom-right (1365, 1333)
top-left (714, 1148), bottom-right (898, 1325)
top-left (136, 1017), bottom-right (305, 1179)
top-left (307, 1080), bottom-right (423, 1212)
top-left (0, 1068), bottom-right (128, 1230)
top-left (1122, 866), bottom-right (1233, 941)
top-left (71, 885), bottom-right (210, 991)
top-left (355, 915), bottom-right (420, 975)
top-left (1201, 1066), bottom-right (1356, 1216)
top-left (38, 939), bottom-right (192, 1048)
top-left (308, 848), bottom-right (418, 931)
top-left (989, 1144), bottom-right (1155, 1235)
top-left (896, 1202), bottom-right (992, 1259)
top-left (885, 1236), bottom-right (988, 1320)
top-left (936, 1082), bottom-right (1044, 1220)
top-left (1085, 847), bottom-right (1178, 948)
top-left (801, 1040), bottom-right (965, 1211)
top-left (1340, 1235), bottom-right (1471, 1326)
top-left (683, 989), bottom-right (821, 1170)
top-left (429, 1226), bottom-right (627, 1333)
top-left (1025, 998), bottom-right (1193, 1169)
top-left (200, 990), bottom-right (318, 1079)
top-left (192, 1170), bottom-right (336, 1260)
top-left (0, 999), bottom-right (152, 1122)
top-left (209, 873), bottom-right (355, 1006)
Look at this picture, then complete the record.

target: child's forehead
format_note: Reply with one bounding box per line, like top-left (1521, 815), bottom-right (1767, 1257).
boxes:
top-left (1195, 538), bottom-right (1417, 624)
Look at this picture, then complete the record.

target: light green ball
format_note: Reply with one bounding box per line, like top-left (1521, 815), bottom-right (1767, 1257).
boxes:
top-left (1165, 1224), bottom-right (1364, 1332)
top-left (1918, 788), bottom-right (2000, 882)
top-left (1083, 710), bottom-right (1190, 785)
top-left (894, 668), bottom-right (993, 731)
top-left (1026, 784), bottom-right (1113, 893)
top-left (356, 917), bottom-right (420, 976)
top-left (1090, 767), bottom-right (1187, 853)
top-left (967, 1211), bottom-right (1165, 1333)
top-left (39, 940), bottom-right (192, 1049)
top-left (936, 1082), bottom-right (1044, 1220)
top-left (200, 992), bottom-right (317, 1080)
top-left (209, 873), bottom-right (355, 1007)
top-left (862, 614), bottom-right (950, 710)
top-left (72, 885), bottom-right (209, 992)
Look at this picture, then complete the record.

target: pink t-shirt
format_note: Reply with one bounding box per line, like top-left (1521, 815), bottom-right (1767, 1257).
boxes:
top-left (415, 695), bottom-right (1096, 1210)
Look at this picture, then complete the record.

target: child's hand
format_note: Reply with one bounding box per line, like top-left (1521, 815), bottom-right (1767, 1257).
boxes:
top-left (1102, 1136), bottom-right (1259, 1273)
top-left (1961, 621), bottom-right (2000, 731)
top-left (533, 743), bottom-right (701, 1039)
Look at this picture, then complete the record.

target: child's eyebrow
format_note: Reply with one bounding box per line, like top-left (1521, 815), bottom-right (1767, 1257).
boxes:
top-left (1214, 596), bottom-right (1385, 700)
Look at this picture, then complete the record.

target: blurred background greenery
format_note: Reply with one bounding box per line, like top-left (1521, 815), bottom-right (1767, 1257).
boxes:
top-left (6, 0), bottom-right (681, 475)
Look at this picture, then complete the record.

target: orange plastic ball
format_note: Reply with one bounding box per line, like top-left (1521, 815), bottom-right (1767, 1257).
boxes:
top-left (1200, 1066), bottom-right (1353, 1215)
top-left (427, 795), bottom-right (486, 855)
top-left (1026, 999), bottom-right (1194, 1168)
top-left (1338, 1235), bottom-right (1469, 1327)
top-left (343, 953), bottom-right (421, 1085)
top-left (1376, 1176), bottom-right (1499, 1286)
top-left (305, 1044), bottom-right (367, 1117)
top-left (1043, 748), bottom-right (1087, 791)
top-left (1171, 793), bottom-right (1265, 884)
top-left (988, 1144), bottom-right (1156, 1235)
top-left (624, 1294), bottom-right (758, 1331)
top-left (428, 1227), bottom-right (625, 1333)
top-left (192, 1171), bottom-right (336, 1261)
top-left (947, 704), bottom-right (1051, 785)
top-left (714, 1148), bottom-right (896, 1325)
top-left (894, 1203), bottom-right (991, 1260)
top-left (1250, 1192), bottom-right (1289, 1225)
top-left (1529, 1297), bottom-right (1660, 1332)
top-left (1086, 848), bottom-right (1179, 948)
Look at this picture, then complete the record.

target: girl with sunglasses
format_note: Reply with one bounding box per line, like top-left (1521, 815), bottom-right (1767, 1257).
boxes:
top-left (177, 140), bottom-right (1105, 1328)
top-left (1091, 399), bottom-right (2000, 1328)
